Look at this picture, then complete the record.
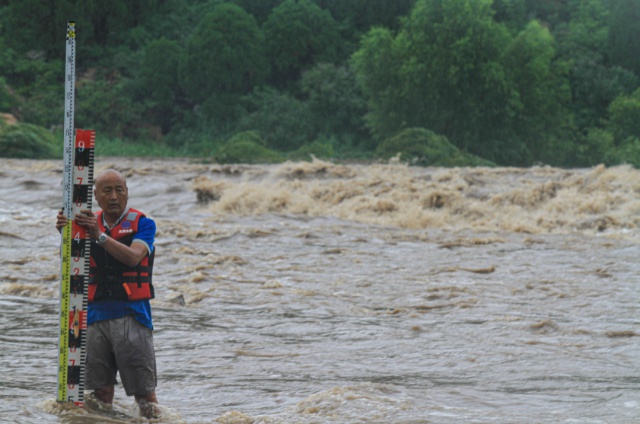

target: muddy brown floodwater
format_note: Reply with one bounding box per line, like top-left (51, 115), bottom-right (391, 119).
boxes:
top-left (0, 157), bottom-right (638, 423)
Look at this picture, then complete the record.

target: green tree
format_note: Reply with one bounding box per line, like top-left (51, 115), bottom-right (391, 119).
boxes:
top-left (4, 0), bottom-right (63, 57)
top-left (608, 0), bottom-right (640, 77)
top-left (236, 88), bottom-right (316, 151)
top-left (351, 26), bottom-right (408, 142)
top-left (353, 0), bottom-right (572, 165)
top-left (574, 127), bottom-right (615, 166)
top-left (492, 0), bottom-right (527, 30)
top-left (75, 75), bottom-right (146, 139)
top-left (300, 63), bottom-right (368, 145)
top-left (137, 37), bottom-right (182, 133)
top-left (353, 0), bottom-right (514, 155)
top-left (304, 0), bottom-right (417, 63)
top-left (4, 0), bottom-right (161, 61)
top-left (314, 0), bottom-right (415, 31)
top-left (76, 0), bottom-right (161, 48)
top-left (18, 60), bottom-right (65, 128)
top-left (602, 89), bottom-right (640, 166)
top-left (502, 20), bottom-right (572, 163)
top-left (0, 76), bottom-right (11, 111)
top-left (522, 0), bottom-right (574, 28)
top-left (0, 25), bottom-right (15, 77)
top-left (554, 0), bottom-right (637, 133)
top-left (180, 3), bottom-right (266, 104)
top-left (231, 0), bottom-right (284, 24)
top-left (263, 0), bottom-right (341, 87)
top-left (608, 88), bottom-right (640, 143)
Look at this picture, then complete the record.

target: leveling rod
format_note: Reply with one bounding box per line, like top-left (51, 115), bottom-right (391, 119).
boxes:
top-left (57, 20), bottom-right (96, 406)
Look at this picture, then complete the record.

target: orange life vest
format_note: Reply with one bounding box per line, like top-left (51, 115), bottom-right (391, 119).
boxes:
top-left (88, 208), bottom-right (155, 302)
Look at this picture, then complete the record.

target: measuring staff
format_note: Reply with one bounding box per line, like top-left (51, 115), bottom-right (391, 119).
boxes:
top-left (57, 20), bottom-right (94, 407)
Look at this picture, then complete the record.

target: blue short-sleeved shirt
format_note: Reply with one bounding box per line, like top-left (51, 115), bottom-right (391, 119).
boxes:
top-left (88, 214), bottom-right (156, 330)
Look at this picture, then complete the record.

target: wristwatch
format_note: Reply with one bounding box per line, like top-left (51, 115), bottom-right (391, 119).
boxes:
top-left (97, 233), bottom-right (108, 245)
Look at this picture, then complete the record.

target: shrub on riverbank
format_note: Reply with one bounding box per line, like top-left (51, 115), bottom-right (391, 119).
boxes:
top-left (375, 128), bottom-right (495, 167)
top-left (0, 123), bottom-right (57, 158)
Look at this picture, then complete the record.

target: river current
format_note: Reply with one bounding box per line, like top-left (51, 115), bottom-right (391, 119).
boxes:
top-left (0, 157), bottom-right (638, 423)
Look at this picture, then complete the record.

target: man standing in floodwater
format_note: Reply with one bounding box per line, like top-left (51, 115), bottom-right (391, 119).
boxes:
top-left (56, 169), bottom-right (159, 418)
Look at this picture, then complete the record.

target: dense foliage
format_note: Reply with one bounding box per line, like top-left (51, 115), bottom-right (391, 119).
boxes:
top-left (375, 128), bottom-right (495, 167)
top-left (0, 122), bottom-right (58, 158)
top-left (0, 0), bottom-right (638, 166)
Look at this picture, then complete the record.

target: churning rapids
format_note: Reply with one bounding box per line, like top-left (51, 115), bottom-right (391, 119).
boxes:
top-left (0, 157), bottom-right (638, 423)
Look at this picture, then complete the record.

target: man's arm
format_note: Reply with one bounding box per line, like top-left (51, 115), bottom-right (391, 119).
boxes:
top-left (97, 236), bottom-right (148, 268)
top-left (73, 209), bottom-right (151, 268)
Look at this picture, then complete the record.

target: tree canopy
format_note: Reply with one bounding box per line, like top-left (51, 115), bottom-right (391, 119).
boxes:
top-left (181, 3), bottom-right (266, 102)
top-left (263, 0), bottom-right (341, 87)
top-left (0, 0), bottom-right (638, 167)
top-left (352, 0), bottom-right (571, 164)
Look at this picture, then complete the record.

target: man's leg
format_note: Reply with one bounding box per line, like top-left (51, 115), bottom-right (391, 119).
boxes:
top-left (135, 391), bottom-right (159, 418)
top-left (85, 321), bottom-right (118, 405)
top-left (115, 316), bottom-right (158, 417)
top-left (93, 385), bottom-right (115, 404)
top-left (135, 391), bottom-right (157, 404)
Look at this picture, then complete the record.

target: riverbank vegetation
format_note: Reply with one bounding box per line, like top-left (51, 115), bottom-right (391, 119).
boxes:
top-left (0, 0), bottom-right (639, 167)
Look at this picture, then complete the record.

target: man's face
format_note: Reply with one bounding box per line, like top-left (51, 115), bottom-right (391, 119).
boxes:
top-left (94, 172), bottom-right (128, 219)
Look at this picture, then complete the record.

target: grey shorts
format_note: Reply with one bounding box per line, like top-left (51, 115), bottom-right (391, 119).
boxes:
top-left (85, 315), bottom-right (157, 396)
